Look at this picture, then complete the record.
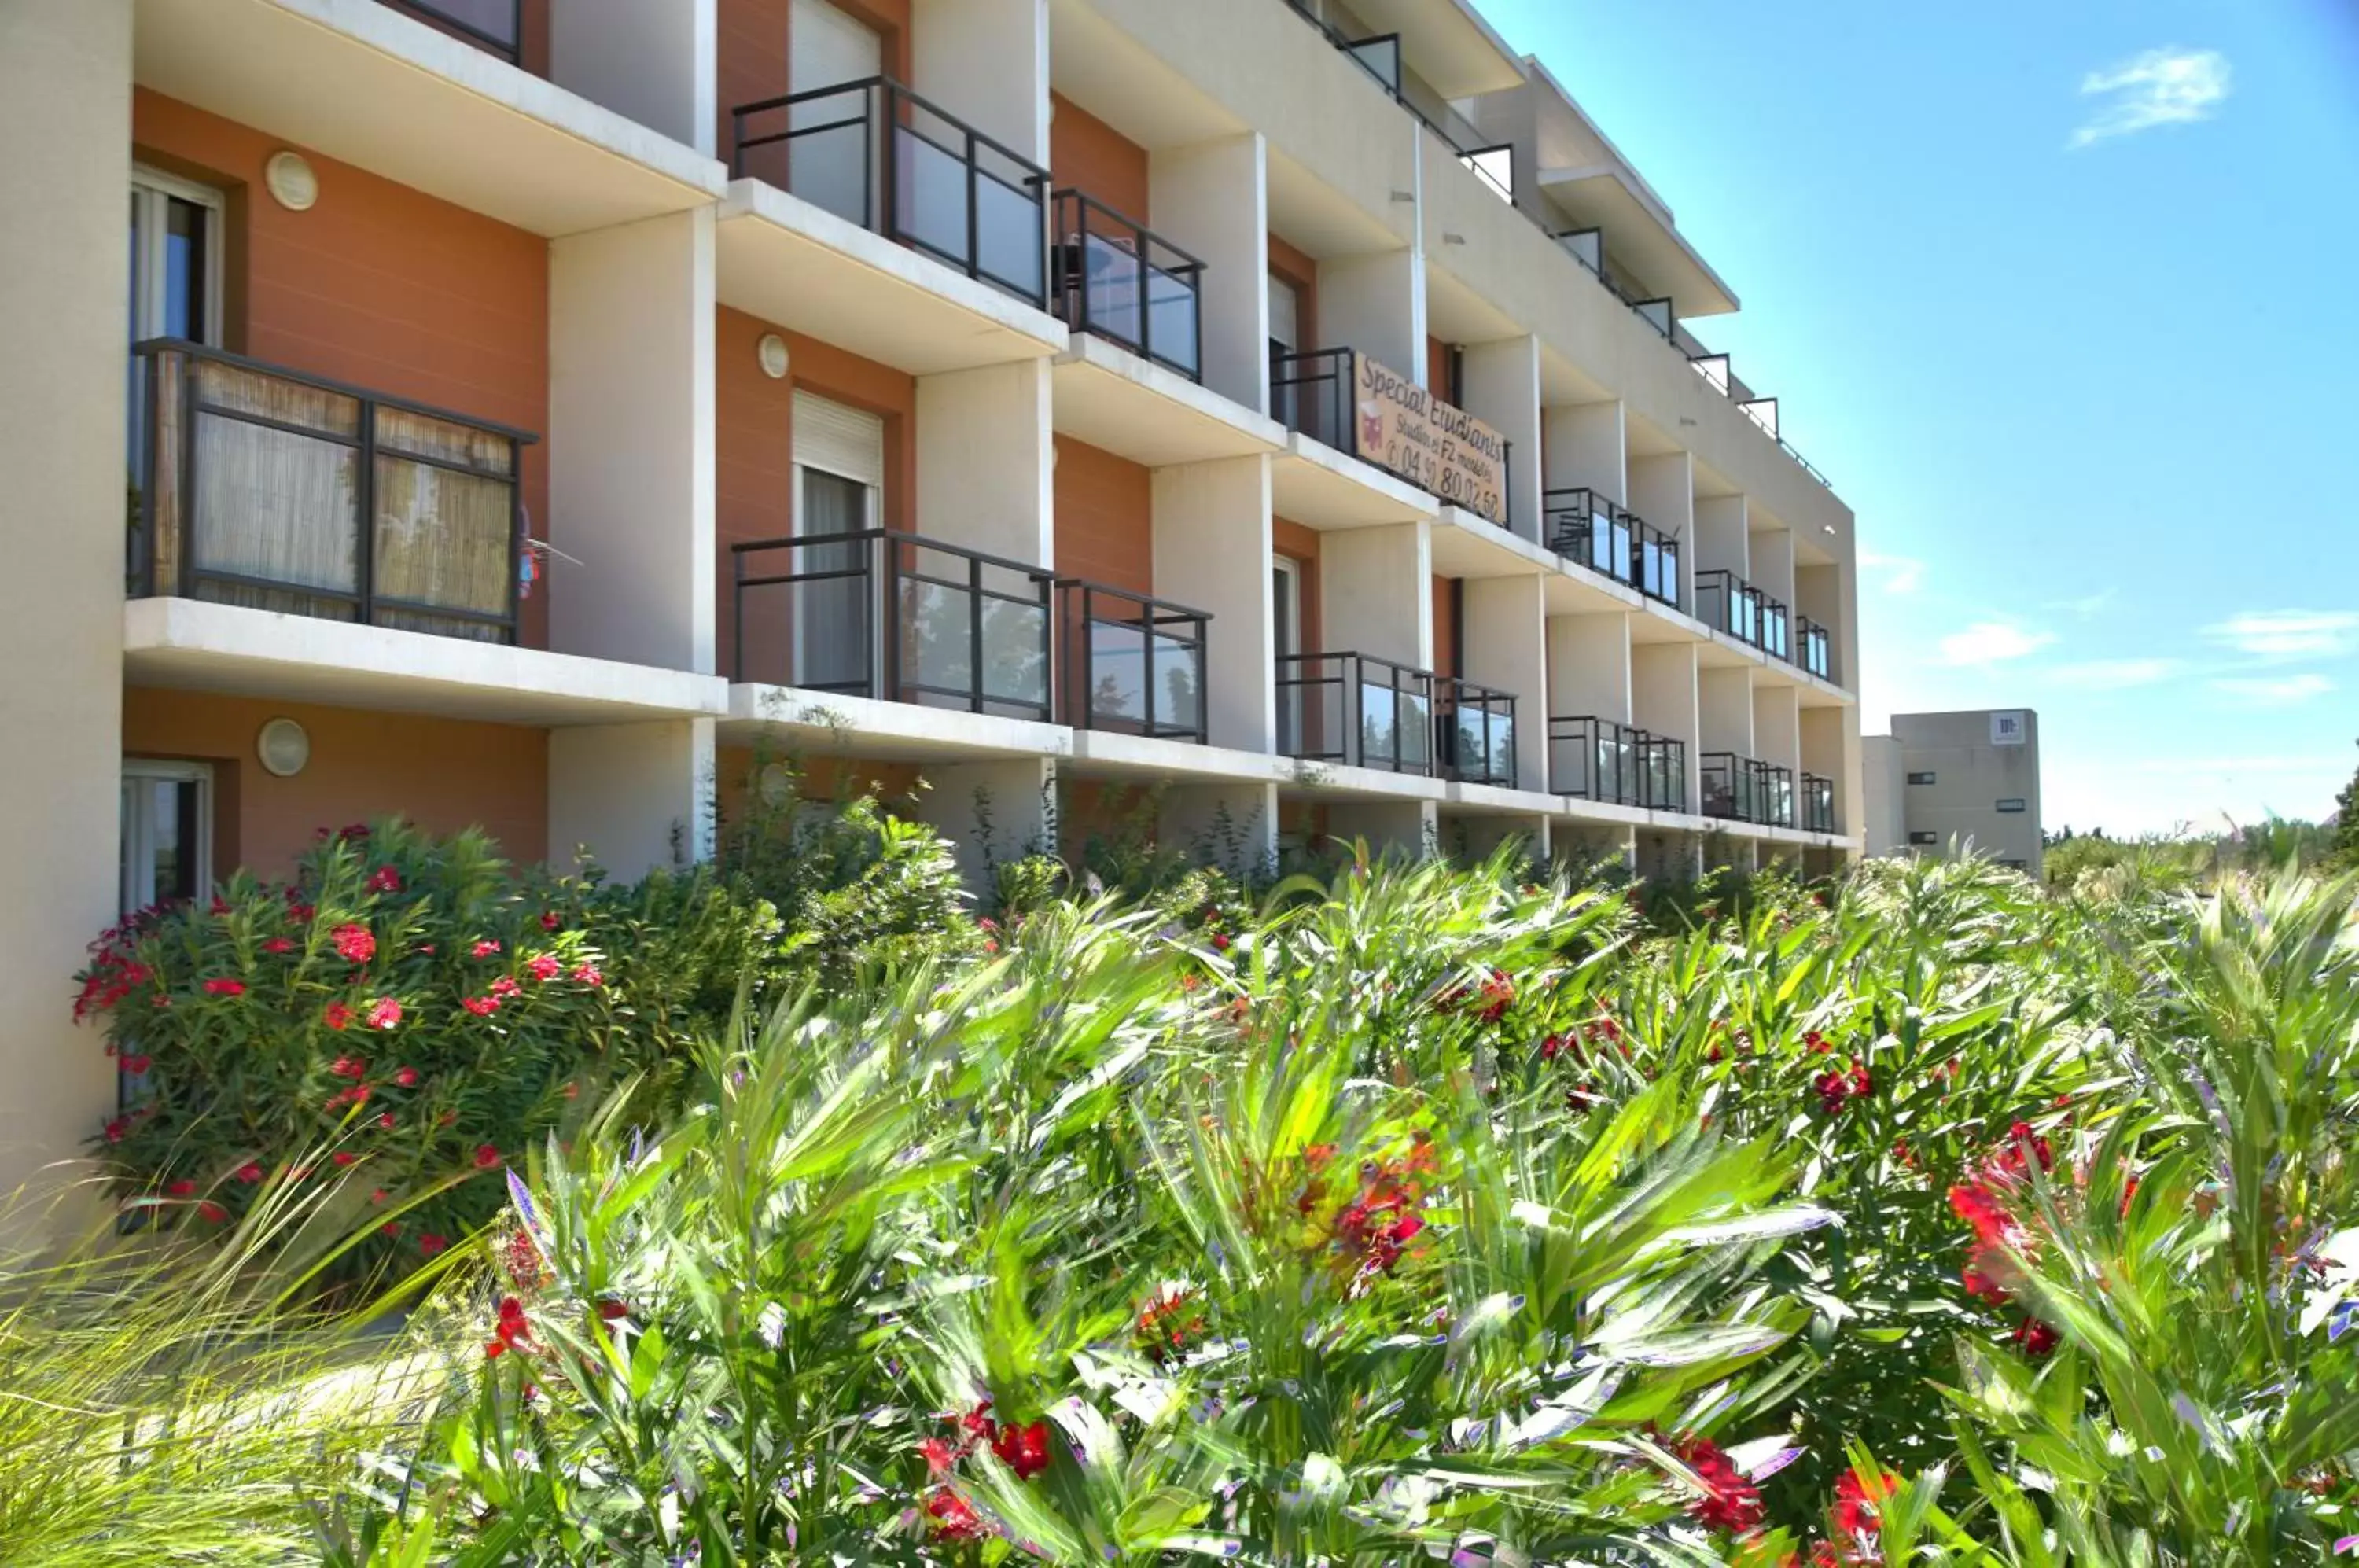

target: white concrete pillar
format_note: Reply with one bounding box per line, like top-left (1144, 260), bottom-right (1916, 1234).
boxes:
top-left (550, 0), bottom-right (716, 156)
top-left (549, 718), bottom-right (717, 877)
top-left (918, 360), bottom-right (1056, 566)
top-left (1748, 521), bottom-right (1796, 609)
top-left (1160, 781), bottom-right (1279, 878)
top-left (1544, 399), bottom-right (1625, 503)
top-left (1803, 704), bottom-right (1859, 843)
top-left (1154, 456), bottom-right (1273, 752)
top-left (1318, 248), bottom-right (1420, 372)
top-left (0, 0), bottom-right (131, 1205)
top-left (1698, 667), bottom-right (1755, 756)
top-left (1150, 133), bottom-right (1268, 414)
top-left (1631, 642), bottom-right (1701, 814)
top-left (551, 208), bottom-right (717, 674)
top-left (1327, 798), bottom-right (1436, 859)
top-left (913, 0), bottom-right (1051, 164)
top-left (919, 757), bottom-right (1058, 893)
top-left (1463, 575), bottom-right (1548, 791)
top-left (1546, 612), bottom-right (1632, 723)
top-left (1752, 682), bottom-right (1800, 773)
top-left (1693, 493), bottom-right (1749, 582)
top-left (1320, 521), bottom-right (1431, 669)
top-left (1460, 335), bottom-right (1542, 541)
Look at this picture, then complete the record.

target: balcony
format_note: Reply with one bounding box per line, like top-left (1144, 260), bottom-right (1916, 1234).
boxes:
top-left (129, 340), bottom-right (535, 646)
top-left (730, 77), bottom-right (1051, 309)
top-left (730, 530), bottom-right (1054, 721)
top-left (1798, 616), bottom-right (1834, 683)
top-left (380, 0), bottom-right (520, 62)
top-left (1695, 569), bottom-right (1792, 663)
top-left (1058, 580), bottom-right (1210, 744)
top-left (1549, 716), bottom-right (1684, 810)
top-left (1436, 676), bottom-right (1518, 789)
top-left (1275, 651), bottom-right (1433, 774)
top-left (1542, 487), bottom-right (1681, 609)
top-left (1801, 771), bottom-right (1838, 835)
top-left (1270, 347), bottom-right (1512, 525)
top-left (1049, 191), bottom-right (1205, 381)
top-left (1700, 752), bottom-right (1795, 829)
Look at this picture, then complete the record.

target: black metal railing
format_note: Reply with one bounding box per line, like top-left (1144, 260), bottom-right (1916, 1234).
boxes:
top-left (129, 340), bottom-right (533, 645)
top-left (381, 0), bottom-right (521, 61)
top-left (1049, 190), bottom-right (1205, 381)
top-left (1541, 487), bottom-right (1681, 609)
top-left (1275, 651), bottom-right (1434, 774)
top-left (731, 76), bottom-right (1051, 307)
top-left (1700, 752), bottom-right (1796, 828)
top-left (1801, 771), bottom-right (1837, 834)
top-left (1550, 717), bottom-right (1689, 811)
top-left (1696, 568), bottom-right (1792, 658)
top-left (1269, 345), bottom-right (1352, 451)
top-left (731, 529), bottom-right (1054, 720)
top-left (1763, 594), bottom-right (1791, 662)
top-left (1058, 579), bottom-right (1209, 742)
top-left (1798, 616), bottom-right (1833, 682)
top-left (1437, 675), bottom-right (1518, 788)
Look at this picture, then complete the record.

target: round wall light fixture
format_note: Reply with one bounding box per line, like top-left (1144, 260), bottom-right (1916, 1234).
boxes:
top-left (756, 333), bottom-right (790, 380)
top-left (256, 716), bottom-right (311, 778)
top-left (264, 150), bottom-right (318, 212)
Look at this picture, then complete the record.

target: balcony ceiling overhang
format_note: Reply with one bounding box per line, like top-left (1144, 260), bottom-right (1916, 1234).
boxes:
top-left (1051, 337), bottom-right (1287, 467)
top-left (1540, 166), bottom-right (1738, 320)
top-left (133, 0), bottom-right (723, 238)
top-left (1339, 0), bottom-right (1528, 99)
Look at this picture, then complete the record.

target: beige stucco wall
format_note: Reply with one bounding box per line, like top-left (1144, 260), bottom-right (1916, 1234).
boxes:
top-left (0, 0), bottom-right (134, 1205)
top-left (1871, 711), bottom-right (2043, 876)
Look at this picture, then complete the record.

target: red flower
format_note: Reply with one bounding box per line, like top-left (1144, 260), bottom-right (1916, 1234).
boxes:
top-left (1961, 1261), bottom-right (2011, 1305)
top-left (1815, 1062), bottom-right (1873, 1115)
top-left (418, 1232), bottom-right (447, 1256)
top-left (331, 1151), bottom-right (359, 1168)
top-left (598, 1299), bottom-right (630, 1322)
top-left (489, 975), bottom-right (521, 1000)
top-left (370, 1187), bottom-right (388, 1205)
top-left (1831, 1465), bottom-right (1897, 1540)
top-left (377, 1111), bottom-right (394, 1128)
top-left (919, 1435), bottom-right (960, 1477)
top-left (120, 1053), bottom-right (151, 1075)
top-left (332, 924), bottom-right (376, 964)
top-left (1804, 1030), bottom-right (1830, 1053)
top-left (569, 963), bottom-right (603, 988)
top-left (285, 903), bottom-right (315, 924)
top-left (166, 1178), bottom-right (197, 1197)
top-left (365, 866), bottom-right (402, 894)
top-left (462, 995), bottom-right (501, 1017)
top-left (1997, 1118), bottom-right (2055, 1178)
top-left (925, 1487), bottom-right (986, 1540)
top-left (329, 1055), bottom-right (368, 1080)
top-left (485, 1294), bottom-right (535, 1359)
top-left (322, 1001), bottom-right (354, 1031)
top-left (991, 1418), bottom-right (1054, 1480)
top-left (1671, 1434), bottom-right (1765, 1535)
top-left (1540, 1033), bottom-right (1567, 1062)
top-left (234, 1161), bottom-right (264, 1183)
top-left (473, 1144), bottom-right (502, 1169)
top-left (366, 997), bottom-right (402, 1029)
top-left (1211, 933), bottom-right (1231, 951)
top-left (326, 1084), bottom-right (372, 1110)
top-left (338, 823), bottom-right (370, 842)
top-left (392, 1066), bottom-right (419, 1088)
top-left (539, 911), bottom-right (561, 931)
top-left (2014, 1317), bottom-right (2060, 1359)
top-left (261, 937), bottom-right (296, 955)
top-left (525, 953), bottom-right (561, 983)
top-left (197, 1201), bottom-right (227, 1223)
top-left (469, 940), bottom-right (502, 959)
top-left (202, 977), bottom-right (245, 997)
top-left (102, 1117), bottom-right (129, 1143)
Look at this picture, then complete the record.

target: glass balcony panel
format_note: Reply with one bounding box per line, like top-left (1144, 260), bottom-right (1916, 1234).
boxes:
top-left (1151, 631), bottom-right (1202, 733)
top-left (981, 597), bottom-right (1048, 711)
top-left (790, 116), bottom-right (871, 228)
top-left (1146, 263), bottom-right (1198, 375)
top-left (1081, 234), bottom-right (1143, 349)
top-left (1086, 618), bottom-right (1146, 726)
top-left (900, 578), bottom-right (972, 700)
top-left (894, 125), bottom-right (972, 267)
top-left (975, 164), bottom-right (1044, 297)
top-left (1360, 683), bottom-right (1401, 767)
top-left (1397, 689), bottom-right (1431, 769)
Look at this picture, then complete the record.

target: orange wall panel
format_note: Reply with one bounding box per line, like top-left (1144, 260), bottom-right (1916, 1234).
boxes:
top-left (1431, 575), bottom-right (1457, 679)
top-left (131, 89), bottom-right (551, 646)
top-left (123, 688), bottom-right (548, 880)
top-left (716, 306), bottom-right (917, 681)
top-left (1268, 232), bottom-right (1320, 349)
top-left (1273, 515), bottom-right (1323, 657)
top-left (1049, 94), bottom-right (1150, 222)
top-left (1427, 335), bottom-right (1453, 400)
top-left (1052, 437), bottom-right (1154, 598)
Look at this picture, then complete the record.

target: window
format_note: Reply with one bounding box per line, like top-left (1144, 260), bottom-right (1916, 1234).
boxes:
top-left (1908, 831), bottom-right (1938, 846)
top-left (128, 167), bottom-right (224, 487)
top-left (1906, 771), bottom-right (1936, 786)
top-left (1994, 797), bottom-right (2027, 814)
top-left (1272, 557), bottom-right (1302, 754)
top-left (790, 391), bottom-right (884, 694)
top-left (120, 760), bottom-right (212, 915)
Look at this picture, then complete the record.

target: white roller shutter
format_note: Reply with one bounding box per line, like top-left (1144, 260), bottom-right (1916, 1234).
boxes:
top-left (792, 391), bottom-right (885, 487)
top-left (791, 0), bottom-right (883, 94)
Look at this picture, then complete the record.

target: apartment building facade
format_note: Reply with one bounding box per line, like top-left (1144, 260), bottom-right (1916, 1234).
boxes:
top-left (2, 0), bottom-right (1863, 1187)
top-left (1864, 711), bottom-right (2042, 877)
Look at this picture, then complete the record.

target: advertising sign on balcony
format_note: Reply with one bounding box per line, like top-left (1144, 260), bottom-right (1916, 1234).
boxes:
top-left (1350, 353), bottom-right (1507, 526)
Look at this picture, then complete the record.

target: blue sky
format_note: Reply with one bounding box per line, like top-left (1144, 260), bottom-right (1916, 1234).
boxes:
top-left (1479, 0), bottom-right (2359, 835)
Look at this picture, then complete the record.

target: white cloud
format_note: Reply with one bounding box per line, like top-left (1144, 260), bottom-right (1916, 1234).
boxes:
top-left (2044, 588), bottom-right (2117, 619)
top-left (1939, 621), bottom-right (2056, 666)
top-left (1857, 550), bottom-right (1924, 595)
top-left (2072, 47), bottom-right (2231, 148)
top-left (2048, 657), bottom-right (2182, 690)
top-left (2201, 609), bottom-right (2359, 660)
top-left (2207, 672), bottom-right (2335, 706)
